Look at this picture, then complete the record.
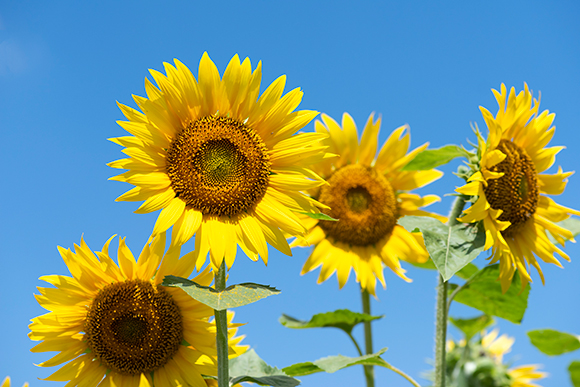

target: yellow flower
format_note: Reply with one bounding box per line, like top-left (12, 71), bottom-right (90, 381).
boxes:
top-left (109, 53), bottom-right (328, 271)
top-left (508, 365), bottom-right (547, 387)
top-left (293, 112), bottom-right (444, 295)
top-left (1, 377), bottom-right (28, 387)
top-left (481, 328), bottom-right (515, 363)
top-left (29, 234), bottom-right (247, 387)
top-left (481, 329), bottom-right (547, 387)
top-left (456, 84), bottom-right (580, 292)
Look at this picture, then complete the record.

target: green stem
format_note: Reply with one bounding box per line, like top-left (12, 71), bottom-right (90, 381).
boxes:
top-left (384, 363), bottom-right (422, 387)
top-left (214, 260), bottom-right (229, 387)
top-left (434, 196), bottom-right (466, 387)
top-left (361, 287), bottom-right (375, 387)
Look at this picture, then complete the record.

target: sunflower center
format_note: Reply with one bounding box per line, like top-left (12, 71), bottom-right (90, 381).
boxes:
top-left (318, 164), bottom-right (397, 246)
top-left (85, 280), bottom-right (183, 375)
top-left (346, 187), bottom-right (371, 213)
top-left (484, 139), bottom-right (539, 236)
top-left (166, 116), bottom-right (271, 217)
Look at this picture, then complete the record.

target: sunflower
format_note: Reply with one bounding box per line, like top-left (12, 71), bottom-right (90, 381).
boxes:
top-left (456, 84), bottom-right (580, 292)
top-left (293, 112), bottom-right (444, 295)
top-left (109, 53), bottom-right (328, 271)
top-left (481, 329), bottom-right (515, 363)
top-left (29, 234), bottom-right (247, 387)
top-left (446, 330), bottom-right (547, 387)
top-left (482, 330), bottom-right (547, 387)
top-left (1, 378), bottom-right (28, 387)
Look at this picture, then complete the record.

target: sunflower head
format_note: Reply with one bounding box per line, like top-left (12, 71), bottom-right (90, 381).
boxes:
top-left (456, 84), bottom-right (580, 292)
top-left (294, 112), bottom-right (445, 295)
top-left (29, 234), bottom-right (246, 386)
top-left (109, 53), bottom-right (330, 271)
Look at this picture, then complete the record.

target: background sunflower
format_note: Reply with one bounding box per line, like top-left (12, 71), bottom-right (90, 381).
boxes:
top-left (456, 84), bottom-right (580, 292)
top-left (293, 112), bottom-right (445, 295)
top-left (446, 329), bottom-right (547, 387)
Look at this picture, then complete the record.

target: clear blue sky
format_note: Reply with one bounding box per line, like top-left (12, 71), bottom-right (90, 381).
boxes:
top-left (2, 1), bottom-right (580, 386)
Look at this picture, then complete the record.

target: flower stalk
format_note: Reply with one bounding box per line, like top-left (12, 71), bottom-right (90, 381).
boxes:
top-left (361, 287), bottom-right (375, 387)
top-left (434, 196), bottom-right (466, 387)
top-left (214, 259), bottom-right (229, 387)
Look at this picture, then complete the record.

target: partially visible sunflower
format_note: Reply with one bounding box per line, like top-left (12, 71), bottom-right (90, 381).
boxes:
top-left (456, 84), bottom-right (580, 292)
top-left (482, 330), bottom-right (547, 387)
top-left (29, 234), bottom-right (247, 387)
top-left (446, 329), bottom-right (547, 387)
top-left (481, 329), bottom-right (515, 363)
top-left (293, 112), bottom-right (445, 295)
top-left (109, 53), bottom-right (328, 271)
top-left (1, 377), bottom-right (28, 387)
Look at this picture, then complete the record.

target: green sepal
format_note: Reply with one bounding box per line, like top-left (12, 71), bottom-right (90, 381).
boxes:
top-left (527, 329), bottom-right (580, 356)
top-left (569, 360), bottom-right (580, 387)
top-left (282, 348), bottom-right (389, 377)
top-left (297, 212), bottom-right (338, 221)
top-left (451, 265), bottom-right (529, 324)
top-left (162, 276), bottom-right (280, 311)
top-left (398, 216), bottom-right (485, 281)
top-left (279, 309), bottom-right (383, 335)
top-left (229, 349), bottom-right (300, 387)
top-left (449, 314), bottom-right (494, 340)
top-left (402, 145), bottom-right (470, 171)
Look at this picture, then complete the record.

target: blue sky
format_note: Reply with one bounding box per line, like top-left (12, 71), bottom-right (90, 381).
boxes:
top-left (1, 1), bottom-right (580, 386)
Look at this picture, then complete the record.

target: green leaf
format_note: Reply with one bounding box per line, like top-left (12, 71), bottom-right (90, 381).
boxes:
top-left (282, 348), bottom-right (389, 377)
top-left (569, 361), bottom-right (580, 387)
top-left (163, 276), bottom-right (280, 311)
top-left (398, 216), bottom-right (485, 281)
top-left (452, 265), bottom-right (529, 323)
top-left (449, 314), bottom-right (494, 340)
top-left (548, 217), bottom-right (580, 246)
top-left (402, 145), bottom-right (469, 171)
top-left (279, 309), bottom-right (383, 335)
top-left (297, 212), bottom-right (338, 221)
top-left (527, 329), bottom-right (580, 356)
top-left (229, 349), bottom-right (300, 387)
top-left (456, 263), bottom-right (479, 280)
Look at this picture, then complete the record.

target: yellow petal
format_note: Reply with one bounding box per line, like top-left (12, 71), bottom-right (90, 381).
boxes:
top-left (171, 208), bottom-right (203, 247)
top-left (152, 197), bottom-right (186, 235)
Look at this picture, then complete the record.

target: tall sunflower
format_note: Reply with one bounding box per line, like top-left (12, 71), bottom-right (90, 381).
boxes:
top-left (293, 112), bottom-right (444, 295)
top-left (109, 53), bottom-right (328, 271)
top-left (456, 84), bottom-right (579, 292)
top-left (29, 234), bottom-right (246, 387)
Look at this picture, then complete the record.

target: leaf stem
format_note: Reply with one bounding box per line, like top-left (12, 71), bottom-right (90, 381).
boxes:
top-left (214, 259), bottom-right (229, 387)
top-left (347, 332), bottom-right (364, 357)
top-left (434, 195), bottom-right (466, 387)
top-left (361, 287), bottom-right (375, 387)
top-left (446, 280), bottom-right (470, 316)
top-left (384, 363), bottom-right (422, 387)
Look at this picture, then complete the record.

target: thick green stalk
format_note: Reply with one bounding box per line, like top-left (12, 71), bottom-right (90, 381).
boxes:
top-left (214, 260), bottom-right (229, 387)
top-left (361, 287), bottom-right (375, 387)
top-left (434, 196), bottom-right (466, 387)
